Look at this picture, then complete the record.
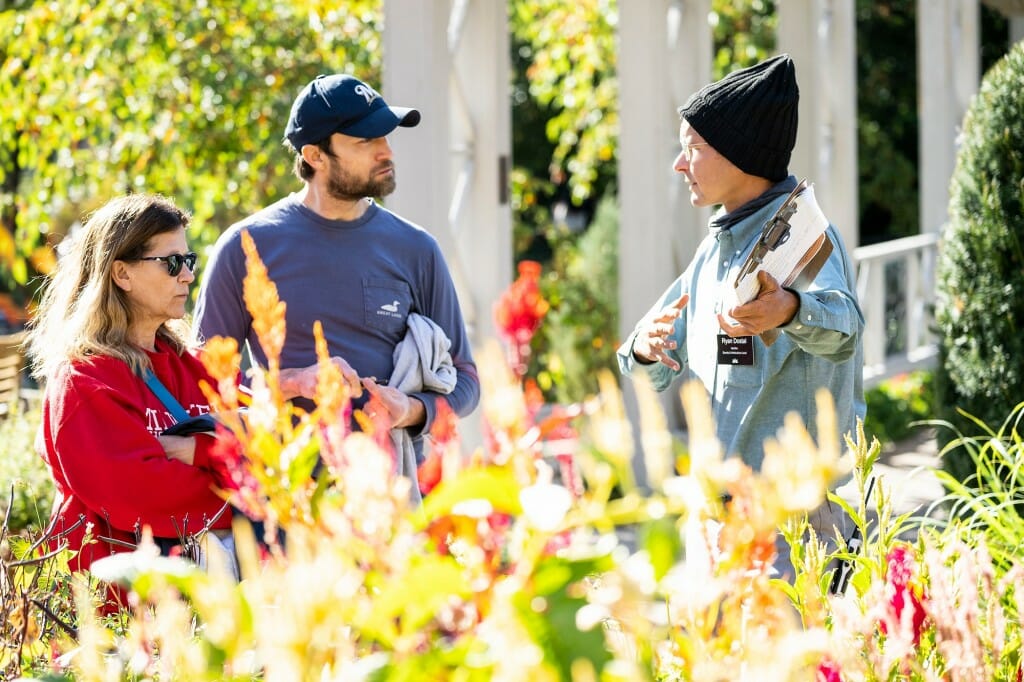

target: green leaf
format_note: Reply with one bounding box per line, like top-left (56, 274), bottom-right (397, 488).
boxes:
top-left (286, 428), bottom-right (321, 487)
top-left (514, 554), bottom-right (615, 679)
top-left (639, 517), bottom-right (682, 582)
top-left (418, 467), bottom-right (524, 529)
top-left (362, 556), bottom-right (469, 645)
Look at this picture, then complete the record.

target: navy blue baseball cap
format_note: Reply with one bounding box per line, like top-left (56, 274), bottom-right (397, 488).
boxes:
top-left (284, 74), bottom-right (421, 149)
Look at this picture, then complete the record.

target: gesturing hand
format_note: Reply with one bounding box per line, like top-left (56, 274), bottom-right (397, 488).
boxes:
top-left (632, 293), bottom-right (689, 371)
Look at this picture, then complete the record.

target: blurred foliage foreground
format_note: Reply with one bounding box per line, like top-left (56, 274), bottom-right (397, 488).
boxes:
top-left (4, 240), bottom-right (1024, 681)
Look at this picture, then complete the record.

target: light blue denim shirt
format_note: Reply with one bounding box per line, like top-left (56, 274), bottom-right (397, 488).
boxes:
top-left (618, 186), bottom-right (865, 470)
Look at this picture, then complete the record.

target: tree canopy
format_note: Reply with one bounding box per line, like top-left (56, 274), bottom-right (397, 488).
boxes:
top-left (0, 0), bottom-right (380, 292)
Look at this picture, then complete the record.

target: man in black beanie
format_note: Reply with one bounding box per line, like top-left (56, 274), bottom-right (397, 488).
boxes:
top-left (617, 54), bottom-right (864, 582)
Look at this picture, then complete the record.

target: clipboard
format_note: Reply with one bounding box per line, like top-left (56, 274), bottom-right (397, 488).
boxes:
top-left (729, 179), bottom-right (833, 346)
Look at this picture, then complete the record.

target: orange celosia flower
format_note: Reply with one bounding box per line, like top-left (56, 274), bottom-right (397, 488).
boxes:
top-left (312, 320), bottom-right (349, 421)
top-left (240, 230), bottom-right (287, 372)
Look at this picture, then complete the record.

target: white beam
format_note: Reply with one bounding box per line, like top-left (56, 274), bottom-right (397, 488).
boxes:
top-left (618, 0), bottom-right (711, 345)
top-left (383, 0), bottom-right (512, 450)
top-left (382, 0), bottom-right (453, 260)
top-left (778, 0), bottom-right (859, 249)
top-left (917, 0), bottom-right (980, 235)
top-left (449, 0), bottom-right (512, 346)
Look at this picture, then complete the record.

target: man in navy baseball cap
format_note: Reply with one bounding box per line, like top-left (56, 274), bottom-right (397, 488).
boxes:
top-left (195, 71), bottom-right (480, 507)
top-left (284, 74), bottom-right (421, 149)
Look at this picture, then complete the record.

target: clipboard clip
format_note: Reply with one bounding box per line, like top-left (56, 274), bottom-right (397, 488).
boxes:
top-left (733, 178), bottom-right (809, 287)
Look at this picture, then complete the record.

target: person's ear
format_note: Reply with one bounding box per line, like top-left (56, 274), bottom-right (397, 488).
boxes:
top-left (301, 143), bottom-right (328, 170)
top-left (111, 260), bottom-right (133, 292)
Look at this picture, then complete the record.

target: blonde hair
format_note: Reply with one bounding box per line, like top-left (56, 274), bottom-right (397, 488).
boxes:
top-left (27, 194), bottom-right (193, 381)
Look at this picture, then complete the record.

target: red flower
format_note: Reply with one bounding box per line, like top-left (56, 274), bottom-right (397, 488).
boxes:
top-left (493, 260), bottom-right (549, 376)
top-left (419, 401), bottom-right (459, 496)
top-left (816, 659), bottom-right (842, 682)
top-left (417, 452), bottom-right (442, 497)
top-left (430, 398), bottom-right (460, 448)
top-left (880, 543), bottom-right (927, 645)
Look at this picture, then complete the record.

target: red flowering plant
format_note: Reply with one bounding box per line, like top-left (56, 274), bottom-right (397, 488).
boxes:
top-left (493, 259), bottom-right (549, 379)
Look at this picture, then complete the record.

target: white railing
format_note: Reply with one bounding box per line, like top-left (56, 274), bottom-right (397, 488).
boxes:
top-left (853, 232), bottom-right (941, 388)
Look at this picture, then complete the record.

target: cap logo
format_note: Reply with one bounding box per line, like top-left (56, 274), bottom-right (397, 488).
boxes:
top-left (353, 83), bottom-right (380, 105)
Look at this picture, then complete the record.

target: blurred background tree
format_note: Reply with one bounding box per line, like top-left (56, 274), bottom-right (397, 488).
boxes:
top-left (0, 0), bottom-right (380, 302)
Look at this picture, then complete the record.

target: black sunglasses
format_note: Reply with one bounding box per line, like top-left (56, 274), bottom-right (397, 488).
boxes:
top-left (130, 252), bottom-right (198, 276)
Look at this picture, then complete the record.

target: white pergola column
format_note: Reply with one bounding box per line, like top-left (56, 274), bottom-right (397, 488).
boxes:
top-left (383, 0), bottom-right (512, 448)
top-left (618, 0), bottom-right (713, 447)
top-left (778, 0), bottom-right (859, 249)
top-left (618, 0), bottom-right (712, 351)
top-left (917, 0), bottom-right (980, 235)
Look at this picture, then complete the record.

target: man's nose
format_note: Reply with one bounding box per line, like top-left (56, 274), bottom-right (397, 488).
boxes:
top-left (673, 150), bottom-right (688, 172)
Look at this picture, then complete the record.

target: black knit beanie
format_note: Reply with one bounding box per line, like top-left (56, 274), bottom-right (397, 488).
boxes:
top-left (678, 54), bottom-right (799, 181)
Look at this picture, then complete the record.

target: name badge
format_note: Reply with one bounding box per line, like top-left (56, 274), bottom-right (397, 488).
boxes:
top-left (717, 334), bottom-right (754, 366)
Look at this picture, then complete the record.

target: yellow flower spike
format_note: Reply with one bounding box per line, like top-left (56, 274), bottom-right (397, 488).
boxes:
top-left (478, 340), bottom-right (529, 441)
top-left (312, 320), bottom-right (349, 423)
top-left (760, 412), bottom-right (828, 516)
top-left (631, 373), bottom-right (673, 492)
top-left (589, 369), bottom-right (635, 490)
top-left (678, 380), bottom-right (722, 477)
top-left (814, 388), bottom-right (839, 465)
top-left (198, 335), bottom-right (243, 414)
top-left (70, 579), bottom-right (114, 676)
top-left (240, 229), bottom-right (287, 397)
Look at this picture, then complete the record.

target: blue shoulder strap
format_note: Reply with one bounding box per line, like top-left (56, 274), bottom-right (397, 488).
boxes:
top-left (142, 368), bottom-right (190, 423)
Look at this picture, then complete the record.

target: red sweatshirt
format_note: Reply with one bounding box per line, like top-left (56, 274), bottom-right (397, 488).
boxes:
top-left (38, 338), bottom-right (235, 574)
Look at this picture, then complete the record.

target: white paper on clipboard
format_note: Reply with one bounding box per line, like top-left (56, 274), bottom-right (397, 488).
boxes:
top-left (730, 180), bottom-right (832, 305)
top-left (725, 180), bottom-right (833, 345)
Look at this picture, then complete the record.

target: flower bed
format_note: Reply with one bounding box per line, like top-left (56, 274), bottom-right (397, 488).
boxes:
top-left (3, 246), bottom-right (1023, 681)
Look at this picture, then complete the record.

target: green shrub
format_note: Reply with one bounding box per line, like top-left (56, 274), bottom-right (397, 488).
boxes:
top-left (0, 404), bottom-right (53, 534)
top-left (936, 42), bottom-right (1024, 483)
top-left (863, 370), bottom-right (934, 446)
top-left (530, 194), bottom-right (619, 404)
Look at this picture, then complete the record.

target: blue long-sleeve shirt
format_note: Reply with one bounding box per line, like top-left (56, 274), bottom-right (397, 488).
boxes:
top-left (194, 195), bottom-right (480, 438)
top-left (618, 187), bottom-right (865, 470)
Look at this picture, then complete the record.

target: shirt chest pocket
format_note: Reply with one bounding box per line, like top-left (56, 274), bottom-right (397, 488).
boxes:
top-left (363, 278), bottom-right (413, 333)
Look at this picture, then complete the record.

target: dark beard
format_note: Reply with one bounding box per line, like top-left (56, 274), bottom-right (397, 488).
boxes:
top-left (325, 159), bottom-right (396, 201)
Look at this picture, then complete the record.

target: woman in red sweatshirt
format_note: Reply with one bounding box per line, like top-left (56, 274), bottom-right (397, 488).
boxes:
top-left (26, 194), bottom-right (235, 598)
